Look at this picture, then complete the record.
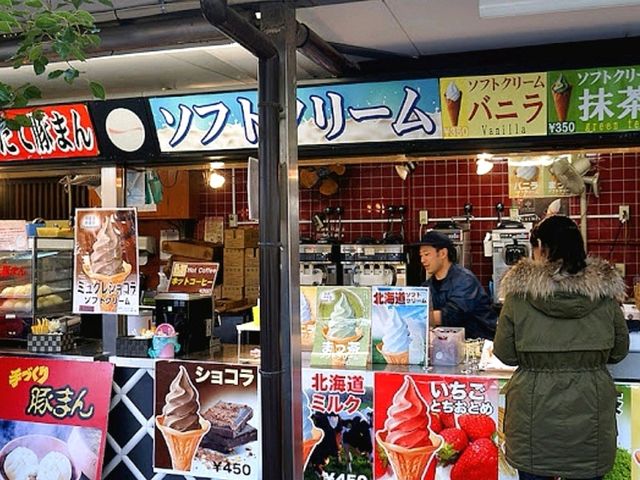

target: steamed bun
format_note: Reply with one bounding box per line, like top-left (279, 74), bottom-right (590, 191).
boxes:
top-left (4, 447), bottom-right (38, 480)
top-left (37, 451), bottom-right (72, 480)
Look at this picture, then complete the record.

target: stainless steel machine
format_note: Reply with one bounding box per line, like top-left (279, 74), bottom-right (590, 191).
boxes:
top-left (299, 243), bottom-right (341, 286)
top-left (491, 220), bottom-right (531, 303)
top-left (431, 221), bottom-right (472, 270)
top-left (340, 244), bottom-right (407, 287)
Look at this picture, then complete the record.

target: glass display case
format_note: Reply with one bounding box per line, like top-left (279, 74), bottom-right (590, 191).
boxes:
top-left (0, 237), bottom-right (74, 341)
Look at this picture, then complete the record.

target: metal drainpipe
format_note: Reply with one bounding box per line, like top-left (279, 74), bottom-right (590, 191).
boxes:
top-left (199, 1), bottom-right (284, 479)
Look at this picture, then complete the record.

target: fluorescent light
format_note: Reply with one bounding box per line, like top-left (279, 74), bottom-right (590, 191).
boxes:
top-left (476, 159), bottom-right (494, 175)
top-left (479, 0), bottom-right (640, 18)
top-left (209, 171), bottom-right (226, 189)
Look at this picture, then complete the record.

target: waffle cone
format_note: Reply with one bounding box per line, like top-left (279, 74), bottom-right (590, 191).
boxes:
top-left (553, 88), bottom-right (572, 122)
top-left (376, 342), bottom-right (409, 364)
top-left (156, 415), bottom-right (210, 472)
top-left (376, 430), bottom-right (441, 480)
top-left (302, 427), bottom-right (324, 470)
top-left (82, 262), bottom-right (132, 312)
top-left (446, 97), bottom-right (462, 127)
top-left (322, 325), bottom-right (363, 345)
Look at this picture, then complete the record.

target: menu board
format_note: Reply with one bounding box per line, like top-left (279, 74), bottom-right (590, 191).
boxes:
top-left (548, 65), bottom-right (640, 135)
top-left (371, 286), bottom-right (429, 365)
top-left (310, 287), bottom-right (372, 368)
top-left (154, 361), bottom-right (260, 479)
top-left (440, 72), bottom-right (547, 139)
top-left (507, 155), bottom-right (572, 198)
top-left (0, 356), bottom-right (114, 480)
top-left (302, 368), bottom-right (373, 479)
top-left (168, 262), bottom-right (219, 295)
top-left (374, 372), bottom-right (500, 480)
top-left (73, 208), bottom-right (139, 315)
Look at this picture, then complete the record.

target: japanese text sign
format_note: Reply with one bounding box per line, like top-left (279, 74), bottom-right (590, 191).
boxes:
top-left (507, 154), bottom-right (573, 199)
top-left (149, 79), bottom-right (442, 152)
top-left (0, 220), bottom-right (28, 251)
top-left (168, 262), bottom-right (219, 295)
top-left (548, 65), bottom-right (640, 135)
top-left (0, 356), bottom-right (114, 479)
top-left (440, 72), bottom-right (547, 139)
top-left (374, 372), bottom-right (499, 480)
top-left (0, 103), bottom-right (99, 161)
top-left (302, 368), bottom-right (373, 479)
top-left (73, 208), bottom-right (139, 315)
top-left (154, 361), bottom-right (260, 478)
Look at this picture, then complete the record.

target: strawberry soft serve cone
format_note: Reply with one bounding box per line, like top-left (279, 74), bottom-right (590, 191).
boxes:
top-left (377, 376), bottom-right (442, 480)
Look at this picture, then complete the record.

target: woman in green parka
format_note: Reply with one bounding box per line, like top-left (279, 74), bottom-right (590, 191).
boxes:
top-left (494, 215), bottom-right (629, 480)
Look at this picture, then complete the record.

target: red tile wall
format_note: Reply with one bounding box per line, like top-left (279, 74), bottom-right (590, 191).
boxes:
top-left (199, 153), bottom-right (640, 292)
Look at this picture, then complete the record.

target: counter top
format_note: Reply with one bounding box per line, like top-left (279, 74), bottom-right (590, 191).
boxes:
top-left (0, 339), bottom-right (105, 362)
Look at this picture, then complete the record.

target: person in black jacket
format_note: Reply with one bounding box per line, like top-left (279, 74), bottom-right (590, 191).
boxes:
top-left (419, 231), bottom-right (497, 339)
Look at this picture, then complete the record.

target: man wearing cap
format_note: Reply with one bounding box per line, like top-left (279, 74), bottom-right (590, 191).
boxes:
top-left (418, 231), bottom-right (497, 339)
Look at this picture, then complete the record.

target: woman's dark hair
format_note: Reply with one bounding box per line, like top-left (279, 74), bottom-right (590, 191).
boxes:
top-left (529, 215), bottom-right (587, 274)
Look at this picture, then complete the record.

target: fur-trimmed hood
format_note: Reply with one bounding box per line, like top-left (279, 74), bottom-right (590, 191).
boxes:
top-left (500, 256), bottom-right (626, 303)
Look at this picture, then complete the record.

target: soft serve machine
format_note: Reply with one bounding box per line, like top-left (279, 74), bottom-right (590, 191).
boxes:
top-left (490, 203), bottom-right (531, 302)
top-left (299, 207), bottom-right (343, 286)
top-left (340, 244), bottom-right (407, 286)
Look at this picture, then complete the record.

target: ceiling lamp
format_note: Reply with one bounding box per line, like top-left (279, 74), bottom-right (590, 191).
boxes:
top-left (208, 166), bottom-right (226, 189)
top-left (479, 0), bottom-right (640, 18)
top-left (395, 161), bottom-right (416, 181)
top-left (476, 153), bottom-right (495, 175)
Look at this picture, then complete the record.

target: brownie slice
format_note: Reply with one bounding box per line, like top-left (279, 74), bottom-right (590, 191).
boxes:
top-left (202, 424), bottom-right (258, 453)
top-left (203, 401), bottom-right (254, 438)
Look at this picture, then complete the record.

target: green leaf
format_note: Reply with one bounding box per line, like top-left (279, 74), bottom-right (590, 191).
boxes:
top-left (27, 45), bottom-right (43, 61)
top-left (97, 0), bottom-right (112, 5)
top-left (89, 81), bottom-right (105, 100)
top-left (14, 114), bottom-right (32, 127)
top-left (24, 0), bottom-right (42, 7)
top-left (63, 67), bottom-right (79, 84)
top-left (34, 14), bottom-right (57, 30)
top-left (32, 110), bottom-right (45, 120)
top-left (61, 27), bottom-right (76, 43)
top-left (74, 9), bottom-right (94, 26)
top-left (23, 85), bottom-right (41, 99)
top-left (5, 118), bottom-right (22, 131)
top-left (53, 41), bottom-right (70, 60)
top-left (32, 56), bottom-right (48, 75)
top-left (0, 21), bottom-right (12, 33)
top-left (0, 86), bottom-right (13, 105)
top-left (0, 0), bottom-right (13, 7)
top-left (12, 95), bottom-right (28, 108)
top-left (0, 12), bottom-right (17, 23)
top-left (47, 69), bottom-right (64, 79)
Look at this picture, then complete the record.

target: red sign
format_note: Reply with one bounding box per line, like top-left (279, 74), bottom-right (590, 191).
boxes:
top-left (0, 103), bottom-right (99, 161)
top-left (168, 262), bottom-right (219, 294)
top-left (0, 356), bottom-right (114, 479)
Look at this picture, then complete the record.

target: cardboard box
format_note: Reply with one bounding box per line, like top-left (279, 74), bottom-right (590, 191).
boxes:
top-left (224, 266), bottom-right (245, 286)
top-left (204, 216), bottom-right (225, 244)
top-left (245, 248), bottom-right (259, 267)
top-left (225, 228), bottom-right (259, 248)
top-left (245, 266), bottom-right (259, 286)
top-left (223, 248), bottom-right (245, 268)
top-left (222, 285), bottom-right (244, 300)
top-left (245, 286), bottom-right (260, 301)
top-left (163, 240), bottom-right (220, 261)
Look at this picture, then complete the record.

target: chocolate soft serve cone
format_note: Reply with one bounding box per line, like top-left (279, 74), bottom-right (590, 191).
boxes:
top-left (156, 366), bottom-right (210, 471)
top-left (82, 216), bottom-right (131, 312)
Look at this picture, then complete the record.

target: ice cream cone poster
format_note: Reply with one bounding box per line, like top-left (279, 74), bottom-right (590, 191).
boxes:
top-left (154, 361), bottom-right (260, 478)
top-left (374, 373), bottom-right (500, 480)
top-left (0, 356), bottom-right (114, 480)
top-left (439, 73), bottom-right (547, 139)
top-left (302, 368), bottom-right (373, 479)
top-left (548, 66), bottom-right (640, 135)
top-left (300, 286), bottom-right (318, 350)
top-left (311, 287), bottom-right (372, 368)
top-left (73, 208), bottom-right (139, 315)
top-left (371, 287), bottom-right (429, 366)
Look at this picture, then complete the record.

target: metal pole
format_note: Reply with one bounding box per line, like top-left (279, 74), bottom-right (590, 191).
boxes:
top-left (262, 5), bottom-right (301, 478)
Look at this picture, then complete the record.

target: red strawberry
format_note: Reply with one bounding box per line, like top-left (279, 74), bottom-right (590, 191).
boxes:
top-left (429, 413), bottom-right (443, 433)
top-left (450, 438), bottom-right (498, 480)
top-left (439, 411), bottom-right (456, 428)
top-left (437, 428), bottom-right (469, 465)
top-left (458, 414), bottom-right (496, 441)
top-left (375, 444), bottom-right (388, 477)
